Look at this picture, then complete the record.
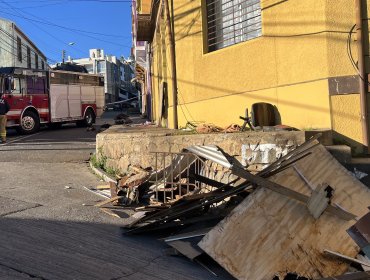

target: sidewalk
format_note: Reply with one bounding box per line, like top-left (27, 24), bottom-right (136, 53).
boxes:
top-left (0, 123), bottom-right (220, 279)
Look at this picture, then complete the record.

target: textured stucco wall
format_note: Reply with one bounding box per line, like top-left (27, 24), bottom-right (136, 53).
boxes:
top-left (149, 0), bottom-right (366, 150)
top-left (96, 127), bottom-right (305, 174)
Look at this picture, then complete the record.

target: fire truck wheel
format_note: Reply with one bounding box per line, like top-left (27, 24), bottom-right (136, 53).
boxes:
top-left (77, 108), bottom-right (95, 127)
top-left (18, 111), bottom-right (40, 134)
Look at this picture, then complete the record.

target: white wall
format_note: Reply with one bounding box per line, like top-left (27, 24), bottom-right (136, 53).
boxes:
top-left (0, 18), bottom-right (47, 70)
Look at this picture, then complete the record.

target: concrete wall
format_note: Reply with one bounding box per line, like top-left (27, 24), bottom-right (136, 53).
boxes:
top-left (96, 127), bottom-right (305, 174)
top-left (148, 0), bottom-right (367, 152)
top-left (0, 18), bottom-right (47, 70)
top-left (0, 19), bottom-right (14, 67)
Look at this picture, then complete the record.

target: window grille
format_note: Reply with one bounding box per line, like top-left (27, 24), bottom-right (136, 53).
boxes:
top-left (35, 53), bottom-right (38, 69)
top-left (206, 0), bottom-right (262, 52)
top-left (27, 47), bottom-right (31, 68)
top-left (17, 37), bottom-right (22, 62)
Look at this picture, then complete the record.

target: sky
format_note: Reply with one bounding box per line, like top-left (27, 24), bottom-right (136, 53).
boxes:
top-left (0, 0), bottom-right (133, 65)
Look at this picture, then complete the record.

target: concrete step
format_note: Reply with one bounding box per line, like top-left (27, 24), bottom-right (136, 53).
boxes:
top-left (326, 145), bottom-right (352, 164)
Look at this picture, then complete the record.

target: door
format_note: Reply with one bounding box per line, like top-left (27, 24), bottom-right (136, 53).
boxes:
top-left (26, 76), bottom-right (49, 122)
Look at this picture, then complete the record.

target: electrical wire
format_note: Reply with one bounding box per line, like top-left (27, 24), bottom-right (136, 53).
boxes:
top-left (0, 0), bottom-right (87, 56)
top-left (346, 23), bottom-right (370, 86)
top-left (0, 26), bottom-right (58, 64)
top-left (0, 9), bottom-right (131, 39)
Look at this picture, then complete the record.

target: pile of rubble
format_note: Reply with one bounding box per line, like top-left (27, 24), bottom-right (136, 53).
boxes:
top-left (92, 134), bottom-right (370, 279)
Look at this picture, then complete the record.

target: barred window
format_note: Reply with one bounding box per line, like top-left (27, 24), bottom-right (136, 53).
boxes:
top-left (206, 0), bottom-right (262, 52)
top-left (27, 47), bottom-right (31, 68)
top-left (35, 53), bottom-right (38, 69)
top-left (17, 37), bottom-right (22, 62)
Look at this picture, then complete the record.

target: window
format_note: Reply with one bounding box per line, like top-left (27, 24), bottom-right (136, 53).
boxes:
top-left (206, 0), bottom-right (262, 52)
top-left (85, 64), bottom-right (93, 73)
top-left (12, 77), bottom-right (22, 94)
top-left (97, 61), bottom-right (106, 73)
top-left (17, 37), bottom-right (22, 62)
top-left (27, 77), bottom-right (46, 94)
top-left (41, 60), bottom-right (45, 70)
top-left (27, 47), bottom-right (31, 68)
top-left (35, 53), bottom-right (39, 69)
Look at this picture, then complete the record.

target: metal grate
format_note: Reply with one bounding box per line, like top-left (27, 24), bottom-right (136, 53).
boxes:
top-left (206, 0), bottom-right (262, 52)
top-left (149, 151), bottom-right (234, 205)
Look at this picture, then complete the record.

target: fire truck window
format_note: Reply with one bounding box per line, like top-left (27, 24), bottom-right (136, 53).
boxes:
top-left (11, 78), bottom-right (21, 94)
top-left (33, 78), bottom-right (45, 94)
top-left (27, 77), bottom-right (46, 94)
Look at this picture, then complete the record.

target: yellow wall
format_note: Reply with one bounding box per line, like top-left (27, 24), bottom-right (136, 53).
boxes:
top-left (149, 0), bottom-right (366, 149)
top-left (137, 0), bottom-right (151, 13)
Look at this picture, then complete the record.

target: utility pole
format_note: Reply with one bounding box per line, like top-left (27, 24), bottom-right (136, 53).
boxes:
top-left (355, 0), bottom-right (370, 152)
top-left (164, 0), bottom-right (178, 129)
top-left (62, 50), bottom-right (66, 63)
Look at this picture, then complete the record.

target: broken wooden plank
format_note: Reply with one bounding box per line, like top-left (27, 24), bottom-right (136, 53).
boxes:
top-left (324, 249), bottom-right (370, 268)
top-left (307, 183), bottom-right (334, 219)
top-left (109, 181), bottom-right (118, 198)
top-left (231, 166), bottom-right (357, 221)
top-left (96, 185), bottom-right (111, 190)
top-left (357, 255), bottom-right (370, 271)
top-left (100, 207), bottom-right (120, 218)
top-left (95, 196), bottom-right (123, 207)
top-left (199, 145), bottom-right (370, 280)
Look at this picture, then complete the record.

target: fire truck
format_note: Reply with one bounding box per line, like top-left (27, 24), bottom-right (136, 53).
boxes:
top-left (0, 67), bottom-right (105, 134)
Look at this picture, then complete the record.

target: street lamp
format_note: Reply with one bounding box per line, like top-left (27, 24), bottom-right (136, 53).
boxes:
top-left (62, 43), bottom-right (76, 63)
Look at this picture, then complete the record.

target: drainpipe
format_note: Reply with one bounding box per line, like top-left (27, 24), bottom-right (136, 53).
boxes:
top-left (356, 0), bottom-right (370, 152)
top-left (164, 0), bottom-right (178, 129)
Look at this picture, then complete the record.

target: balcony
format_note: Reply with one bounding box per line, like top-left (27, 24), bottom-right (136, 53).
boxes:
top-left (137, 14), bottom-right (153, 42)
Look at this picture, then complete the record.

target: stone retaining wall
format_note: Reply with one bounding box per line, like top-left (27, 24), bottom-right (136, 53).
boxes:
top-left (96, 126), bottom-right (307, 174)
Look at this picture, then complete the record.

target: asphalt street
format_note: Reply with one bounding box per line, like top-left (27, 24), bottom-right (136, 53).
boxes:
top-left (0, 112), bottom-right (227, 280)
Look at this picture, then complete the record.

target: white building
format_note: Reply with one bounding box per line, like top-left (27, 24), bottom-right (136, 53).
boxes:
top-left (70, 49), bottom-right (136, 104)
top-left (0, 18), bottom-right (47, 70)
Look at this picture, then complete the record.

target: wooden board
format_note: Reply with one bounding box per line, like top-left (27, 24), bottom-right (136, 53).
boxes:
top-left (198, 145), bottom-right (370, 280)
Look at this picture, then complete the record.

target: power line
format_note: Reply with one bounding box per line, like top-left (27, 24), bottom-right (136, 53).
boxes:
top-left (0, 1), bottom-right (66, 9)
top-left (0, 9), bottom-right (131, 39)
top-left (0, 26), bottom-right (58, 64)
top-left (0, 0), bottom-right (86, 57)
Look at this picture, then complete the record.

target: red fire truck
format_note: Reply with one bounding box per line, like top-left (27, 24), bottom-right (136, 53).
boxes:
top-left (0, 67), bottom-right (105, 134)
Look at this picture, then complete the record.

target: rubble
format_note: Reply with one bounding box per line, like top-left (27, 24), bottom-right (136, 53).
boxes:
top-left (114, 113), bottom-right (132, 125)
top-left (90, 133), bottom-right (370, 279)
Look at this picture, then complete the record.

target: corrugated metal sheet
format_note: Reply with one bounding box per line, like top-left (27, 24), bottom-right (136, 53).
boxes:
top-left (198, 145), bottom-right (370, 280)
top-left (185, 145), bottom-right (232, 169)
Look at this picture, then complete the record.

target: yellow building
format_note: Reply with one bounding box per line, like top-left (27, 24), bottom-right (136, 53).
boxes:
top-left (136, 0), bottom-right (370, 153)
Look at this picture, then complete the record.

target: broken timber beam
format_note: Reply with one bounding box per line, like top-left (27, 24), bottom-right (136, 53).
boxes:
top-left (231, 166), bottom-right (357, 221)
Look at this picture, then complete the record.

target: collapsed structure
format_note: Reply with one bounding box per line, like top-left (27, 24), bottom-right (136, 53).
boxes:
top-left (91, 134), bottom-right (370, 279)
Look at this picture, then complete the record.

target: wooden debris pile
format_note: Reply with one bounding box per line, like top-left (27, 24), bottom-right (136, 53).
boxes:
top-left (93, 133), bottom-right (370, 279)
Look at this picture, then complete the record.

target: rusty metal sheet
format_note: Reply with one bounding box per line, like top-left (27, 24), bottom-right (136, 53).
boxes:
top-left (348, 212), bottom-right (370, 258)
top-left (199, 145), bottom-right (370, 280)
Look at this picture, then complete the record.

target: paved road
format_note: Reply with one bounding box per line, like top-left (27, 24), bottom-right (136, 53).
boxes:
top-left (0, 113), bottom-right (228, 280)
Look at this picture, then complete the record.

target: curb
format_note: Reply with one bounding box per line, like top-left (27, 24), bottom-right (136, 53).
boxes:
top-left (89, 160), bottom-right (116, 184)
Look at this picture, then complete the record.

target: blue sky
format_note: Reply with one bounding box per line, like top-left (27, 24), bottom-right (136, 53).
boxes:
top-left (0, 0), bottom-right (133, 65)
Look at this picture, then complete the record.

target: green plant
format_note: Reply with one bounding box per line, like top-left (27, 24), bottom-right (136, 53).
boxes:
top-left (90, 153), bottom-right (106, 169)
top-left (90, 151), bottom-right (119, 177)
top-left (105, 166), bottom-right (119, 177)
